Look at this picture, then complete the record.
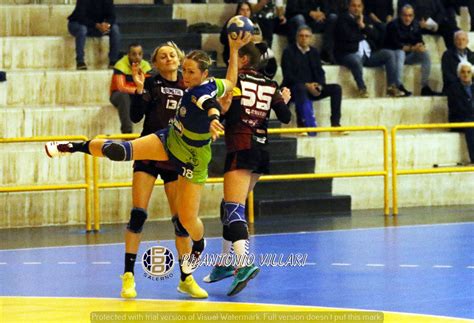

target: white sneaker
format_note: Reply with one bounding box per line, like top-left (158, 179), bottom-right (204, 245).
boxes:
top-left (44, 141), bottom-right (72, 158)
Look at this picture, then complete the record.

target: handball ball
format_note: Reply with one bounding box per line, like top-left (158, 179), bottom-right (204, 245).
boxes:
top-left (227, 15), bottom-right (254, 40)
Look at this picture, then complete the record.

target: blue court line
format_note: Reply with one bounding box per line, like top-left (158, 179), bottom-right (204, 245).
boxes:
top-left (1, 223), bottom-right (473, 319)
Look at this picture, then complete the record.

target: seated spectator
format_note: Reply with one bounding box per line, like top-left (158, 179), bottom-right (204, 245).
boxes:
top-left (365, 0), bottom-right (394, 24)
top-left (110, 43), bottom-right (152, 134)
top-left (385, 4), bottom-right (440, 96)
top-left (248, 0), bottom-right (287, 47)
top-left (285, 0), bottom-right (337, 63)
top-left (442, 0), bottom-right (474, 31)
top-left (446, 61), bottom-right (474, 164)
top-left (220, 2), bottom-right (263, 65)
top-left (282, 26), bottom-right (343, 135)
top-left (67, 0), bottom-right (121, 70)
top-left (334, 0), bottom-right (401, 98)
top-left (398, 0), bottom-right (458, 49)
top-left (442, 30), bottom-right (474, 92)
top-left (364, 0), bottom-right (394, 42)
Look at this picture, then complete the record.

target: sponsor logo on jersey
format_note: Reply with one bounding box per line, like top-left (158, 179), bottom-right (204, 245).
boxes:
top-left (161, 87), bottom-right (184, 96)
top-left (179, 106), bottom-right (187, 117)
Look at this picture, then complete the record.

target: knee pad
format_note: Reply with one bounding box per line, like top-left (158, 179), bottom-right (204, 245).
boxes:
top-left (171, 216), bottom-right (189, 237)
top-left (102, 140), bottom-right (133, 161)
top-left (127, 207), bottom-right (147, 233)
top-left (227, 221), bottom-right (249, 243)
top-left (219, 199), bottom-right (225, 224)
top-left (222, 202), bottom-right (246, 226)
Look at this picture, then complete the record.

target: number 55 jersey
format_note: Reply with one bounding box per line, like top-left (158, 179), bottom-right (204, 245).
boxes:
top-left (224, 69), bottom-right (291, 152)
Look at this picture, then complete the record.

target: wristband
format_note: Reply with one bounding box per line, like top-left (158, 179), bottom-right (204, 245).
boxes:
top-left (209, 114), bottom-right (220, 121)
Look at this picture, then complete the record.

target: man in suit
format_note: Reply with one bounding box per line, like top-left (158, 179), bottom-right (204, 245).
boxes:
top-left (282, 25), bottom-right (343, 135)
top-left (447, 61), bottom-right (474, 163)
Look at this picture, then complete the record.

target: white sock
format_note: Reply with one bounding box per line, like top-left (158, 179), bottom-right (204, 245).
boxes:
top-left (233, 239), bottom-right (250, 268)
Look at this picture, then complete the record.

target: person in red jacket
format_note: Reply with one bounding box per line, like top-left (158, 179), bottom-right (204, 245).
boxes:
top-left (110, 43), bottom-right (152, 134)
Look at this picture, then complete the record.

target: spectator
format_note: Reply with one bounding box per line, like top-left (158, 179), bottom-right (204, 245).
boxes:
top-left (334, 0), bottom-right (401, 98)
top-left (365, 0), bottom-right (394, 24)
top-left (248, 0), bottom-right (287, 47)
top-left (110, 43), bottom-right (152, 134)
top-left (398, 0), bottom-right (459, 49)
top-left (67, 0), bottom-right (121, 70)
top-left (220, 2), bottom-right (263, 65)
top-left (282, 26), bottom-right (343, 135)
top-left (442, 30), bottom-right (474, 92)
top-left (364, 0), bottom-right (394, 43)
top-left (385, 4), bottom-right (440, 96)
top-left (446, 61), bottom-right (474, 164)
top-left (285, 0), bottom-right (337, 63)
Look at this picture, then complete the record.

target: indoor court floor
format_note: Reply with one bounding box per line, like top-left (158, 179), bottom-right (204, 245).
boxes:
top-left (1, 207), bottom-right (473, 323)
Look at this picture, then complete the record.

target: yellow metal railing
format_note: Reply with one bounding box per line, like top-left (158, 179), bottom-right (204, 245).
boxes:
top-left (92, 126), bottom-right (389, 230)
top-left (0, 136), bottom-right (92, 230)
top-left (391, 122), bottom-right (474, 215)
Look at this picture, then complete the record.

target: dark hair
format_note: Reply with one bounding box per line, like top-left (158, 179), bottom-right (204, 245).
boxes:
top-left (238, 42), bottom-right (261, 68)
top-left (128, 43), bottom-right (142, 52)
top-left (186, 50), bottom-right (213, 72)
top-left (235, 1), bottom-right (252, 16)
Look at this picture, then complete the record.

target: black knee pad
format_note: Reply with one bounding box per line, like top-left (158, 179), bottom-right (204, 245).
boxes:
top-left (102, 141), bottom-right (132, 161)
top-left (127, 208), bottom-right (147, 233)
top-left (226, 221), bottom-right (249, 243)
top-left (171, 216), bottom-right (189, 237)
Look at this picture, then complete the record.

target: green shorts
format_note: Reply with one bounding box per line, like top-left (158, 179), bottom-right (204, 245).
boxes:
top-left (166, 127), bottom-right (212, 184)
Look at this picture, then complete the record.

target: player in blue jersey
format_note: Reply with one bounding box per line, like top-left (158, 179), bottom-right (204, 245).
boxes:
top-left (45, 32), bottom-right (252, 298)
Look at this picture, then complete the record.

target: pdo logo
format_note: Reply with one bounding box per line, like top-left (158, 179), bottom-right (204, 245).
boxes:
top-left (142, 246), bottom-right (175, 280)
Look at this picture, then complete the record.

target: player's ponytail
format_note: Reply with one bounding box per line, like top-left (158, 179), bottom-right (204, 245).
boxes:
top-left (186, 50), bottom-right (213, 72)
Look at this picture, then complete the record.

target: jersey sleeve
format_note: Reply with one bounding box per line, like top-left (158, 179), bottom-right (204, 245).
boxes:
top-left (214, 78), bottom-right (227, 98)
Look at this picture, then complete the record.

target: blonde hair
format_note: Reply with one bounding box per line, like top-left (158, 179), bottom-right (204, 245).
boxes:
top-left (151, 41), bottom-right (185, 65)
top-left (185, 50), bottom-right (213, 72)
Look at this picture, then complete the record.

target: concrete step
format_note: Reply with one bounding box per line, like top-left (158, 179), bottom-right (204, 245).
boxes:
top-left (2, 70), bottom-right (111, 106)
top-left (0, 36), bottom-right (109, 70)
top-left (0, 97), bottom-right (448, 138)
top-left (296, 132), bottom-right (470, 172)
top-left (283, 96), bottom-right (448, 129)
top-left (0, 105), bottom-right (145, 138)
top-left (254, 194), bottom-right (351, 217)
top-left (0, 184), bottom-right (221, 228)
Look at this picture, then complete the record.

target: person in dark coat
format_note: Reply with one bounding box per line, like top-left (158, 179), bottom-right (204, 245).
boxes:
top-left (282, 25), bottom-right (343, 134)
top-left (67, 0), bottom-right (121, 70)
top-left (441, 30), bottom-right (474, 92)
top-left (446, 61), bottom-right (474, 163)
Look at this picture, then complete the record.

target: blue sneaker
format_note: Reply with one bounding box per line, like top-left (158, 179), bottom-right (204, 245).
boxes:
top-left (203, 265), bottom-right (234, 283)
top-left (227, 265), bottom-right (259, 296)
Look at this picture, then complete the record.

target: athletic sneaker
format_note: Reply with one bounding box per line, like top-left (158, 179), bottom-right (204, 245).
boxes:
top-left (177, 275), bottom-right (208, 298)
top-left (181, 239), bottom-right (206, 274)
top-left (203, 265), bottom-right (235, 283)
top-left (120, 272), bottom-right (137, 298)
top-left (44, 141), bottom-right (73, 158)
top-left (227, 264), bottom-right (259, 296)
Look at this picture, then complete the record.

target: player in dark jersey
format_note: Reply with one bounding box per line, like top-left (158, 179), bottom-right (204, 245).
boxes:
top-left (45, 32), bottom-right (252, 298)
top-left (119, 42), bottom-right (199, 299)
top-left (203, 42), bottom-right (291, 296)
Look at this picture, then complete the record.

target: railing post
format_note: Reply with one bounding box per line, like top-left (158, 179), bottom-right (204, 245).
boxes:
top-left (93, 157), bottom-right (100, 232)
top-left (248, 190), bottom-right (255, 224)
top-left (383, 127), bottom-right (390, 216)
top-left (391, 126), bottom-right (399, 215)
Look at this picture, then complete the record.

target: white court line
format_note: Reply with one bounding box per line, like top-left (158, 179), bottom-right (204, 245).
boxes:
top-left (399, 264), bottom-right (419, 268)
top-left (58, 262), bottom-right (76, 265)
top-left (0, 262), bottom-right (7, 265)
top-left (331, 263), bottom-right (351, 266)
top-left (433, 265), bottom-right (452, 268)
top-left (467, 266), bottom-right (474, 269)
top-left (23, 262), bottom-right (41, 265)
top-left (92, 261), bottom-right (111, 265)
top-left (2, 222), bottom-right (473, 252)
top-left (366, 264), bottom-right (385, 267)
top-left (305, 262), bottom-right (316, 266)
